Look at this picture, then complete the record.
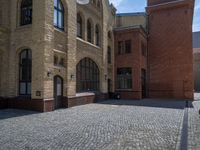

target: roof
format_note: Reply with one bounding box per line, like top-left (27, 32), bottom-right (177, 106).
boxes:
top-left (193, 32), bottom-right (200, 48)
top-left (116, 12), bottom-right (146, 17)
top-left (114, 25), bottom-right (147, 36)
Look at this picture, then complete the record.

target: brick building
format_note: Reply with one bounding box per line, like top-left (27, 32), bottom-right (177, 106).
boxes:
top-left (193, 32), bottom-right (200, 92)
top-left (114, 13), bottom-right (147, 99)
top-left (146, 0), bottom-right (194, 99)
top-left (0, 0), bottom-right (195, 112)
top-left (114, 0), bottom-right (194, 100)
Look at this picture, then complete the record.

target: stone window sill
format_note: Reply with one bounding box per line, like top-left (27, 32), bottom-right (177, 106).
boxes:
top-left (77, 37), bottom-right (101, 49)
top-left (68, 92), bottom-right (95, 99)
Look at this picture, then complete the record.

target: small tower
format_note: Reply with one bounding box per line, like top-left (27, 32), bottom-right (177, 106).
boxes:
top-left (146, 0), bottom-right (195, 99)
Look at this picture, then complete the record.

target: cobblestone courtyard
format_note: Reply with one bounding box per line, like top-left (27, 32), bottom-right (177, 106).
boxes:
top-left (0, 96), bottom-right (200, 150)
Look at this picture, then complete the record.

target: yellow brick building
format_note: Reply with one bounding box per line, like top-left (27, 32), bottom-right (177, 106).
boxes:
top-left (0, 0), bottom-right (116, 111)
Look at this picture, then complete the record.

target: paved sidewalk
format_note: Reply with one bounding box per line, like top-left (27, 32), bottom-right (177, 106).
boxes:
top-left (0, 99), bottom-right (185, 150)
top-left (188, 93), bottom-right (200, 150)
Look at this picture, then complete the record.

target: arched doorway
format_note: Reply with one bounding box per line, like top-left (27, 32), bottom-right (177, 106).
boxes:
top-left (76, 57), bottom-right (100, 92)
top-left (54, 76), bottom-right (63, 109)
top-left (19, 49), bottom-right (32, 96)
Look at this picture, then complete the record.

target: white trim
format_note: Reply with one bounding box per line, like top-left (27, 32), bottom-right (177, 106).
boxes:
top-left (148, 0), bottom-right (185, 8)
top-left (76, 37), bottom-right (101, 49)
top-left (53, 49), bottom-right (67, 55)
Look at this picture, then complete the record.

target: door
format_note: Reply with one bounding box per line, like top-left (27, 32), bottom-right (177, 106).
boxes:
top-left (54, 76), bottom-right (63, 109)
top-left (0, 52), bottom-right (2, 94)
top-left (108, 79), bottom-right (112, 98)
top-left (141, 69), bottom-right (146, 98)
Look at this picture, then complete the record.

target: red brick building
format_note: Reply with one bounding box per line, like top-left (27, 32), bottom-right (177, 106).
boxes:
top-left (114, 26), bottom-right (147, 99)
top-left (193, 32), bottom-right (200, 92)
top-left (114, 0), bottom-right (194, 100)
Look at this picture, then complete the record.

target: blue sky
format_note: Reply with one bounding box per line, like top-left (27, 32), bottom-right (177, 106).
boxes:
top-left (110, 0), bottom-right (200, 32)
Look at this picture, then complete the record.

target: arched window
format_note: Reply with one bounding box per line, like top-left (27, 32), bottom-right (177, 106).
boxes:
top-left (54, 55), bottom-right (58, 65)
top-left (59, 58), bottom-right (65, 66)
top-left (76, 58), bottom-right (100, 92)
top-left (87, 20), bottom-right (92, 43)
top-left (19, 49), bottom-right (32, 95)
top-left (77, 13), bottom-right (82, 38)
top-left (108, 31), bottom-right (112, 40)
top-left (107, 46), bottom-right (111, 64)
top-left (91, 0), bottom-right (96, 5)
top-left (95, 25), bottom-right (100, 46)
top-left (54, 0), bottom-right (64, 30)
top-left (20, 0), bottom-right (32, 26)
top-left (97, 0), bottom-right (101, 8)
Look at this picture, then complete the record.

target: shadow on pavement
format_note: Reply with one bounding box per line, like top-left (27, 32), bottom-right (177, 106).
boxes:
top-left (98, 99), bottom-right (193, 110)
top-left (0, 109), bottom-right (39, 120)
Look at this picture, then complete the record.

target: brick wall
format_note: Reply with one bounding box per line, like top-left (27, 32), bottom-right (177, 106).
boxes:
top-left (148, 0), bottom-right (177, 6)
top-left (147, 0), bottom-right (194, 99)
top-left (194, 48), bottom-right (200, 92)
top-left (0, 0), bottom-right (115, 111)
top-left (114, 27), bottom-right (147, 99)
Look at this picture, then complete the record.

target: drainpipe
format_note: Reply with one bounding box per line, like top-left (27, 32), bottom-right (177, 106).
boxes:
top-left (146, 11), bottom-right (150, 98)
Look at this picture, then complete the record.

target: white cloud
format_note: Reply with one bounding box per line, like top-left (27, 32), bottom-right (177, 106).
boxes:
top-left (109, 0), bottom-right (123, 7)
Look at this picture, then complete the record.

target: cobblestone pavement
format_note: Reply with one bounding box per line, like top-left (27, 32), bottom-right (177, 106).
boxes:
top-left (0, 99), bottom-right (186, 150)
top-left (188, 93), bottom-right (200, 150)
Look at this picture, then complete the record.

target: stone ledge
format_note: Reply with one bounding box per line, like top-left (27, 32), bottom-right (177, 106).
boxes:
top-left (0, 97), bottom-right (54, 112)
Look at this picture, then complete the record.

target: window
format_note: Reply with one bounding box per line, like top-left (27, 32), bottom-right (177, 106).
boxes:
top-left (118, 41), bottom-right (124, 54)
top-left (77, 13), bottom-right (82, 38)
top-left (90, 0), bottom-right (94, 4)
top-left (54, 55), bottom-right (58, 65)
top-left (108, 31), bottom-right (112, 40)
top-left (142, 43), bottom-right (147, 56)
top-left (87, 20), bottom-right (92, 43)
top-left (76, 58), bottom-right (100, 92)
top-left (118, 40), bottom-right (131, 54)
top-left (108, 46), bottom-right (111, 64)
top-left (91, 0), bottom-right (95, 5)
top-left (117, 68), bottom-right (132, 89)
top-left (95, 25), bottom-right (100, 46)
top-left (20, 0), bottom-right (32, 26)
top-left (54, 0), bottom-right (64, 30)
top-left (125, 40), bottom-right (131, 53)
top-left (19, 49), bottom-right (32, 95)
top-left (59, 58), bottom-right (64, 66)
top-left (97, 0), bottom-right (101, 8)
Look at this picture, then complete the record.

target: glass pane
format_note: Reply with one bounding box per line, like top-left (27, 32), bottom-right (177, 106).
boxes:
top-left (57, 82), bottom-right (62, 96)
top-left (58, 12), bottom-right (62, 28)
top-left (77, 23), bottom-right (81, 36)
top-left (20, 51), bottom-right (26, 63)
top-left (58, 0), bottom-right (63, 10)
top-left (28, 50), bottom-right (32, 59)
top-left (27, 82), bottom-right (31, 94)
top-left (20, 82), bottom-right (26, 95)
top-left (54, 0), bottom-right (57, 7)
top-left (54, 9), bottom-right (57, 26)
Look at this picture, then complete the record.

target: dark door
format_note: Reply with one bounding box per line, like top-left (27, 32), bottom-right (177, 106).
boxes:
top-left (141, 69), bottom-right (146, 98)
top-left (108, 79), bottom-right (112, 98)
top-left (54, 76), bottom-right (63, 109)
